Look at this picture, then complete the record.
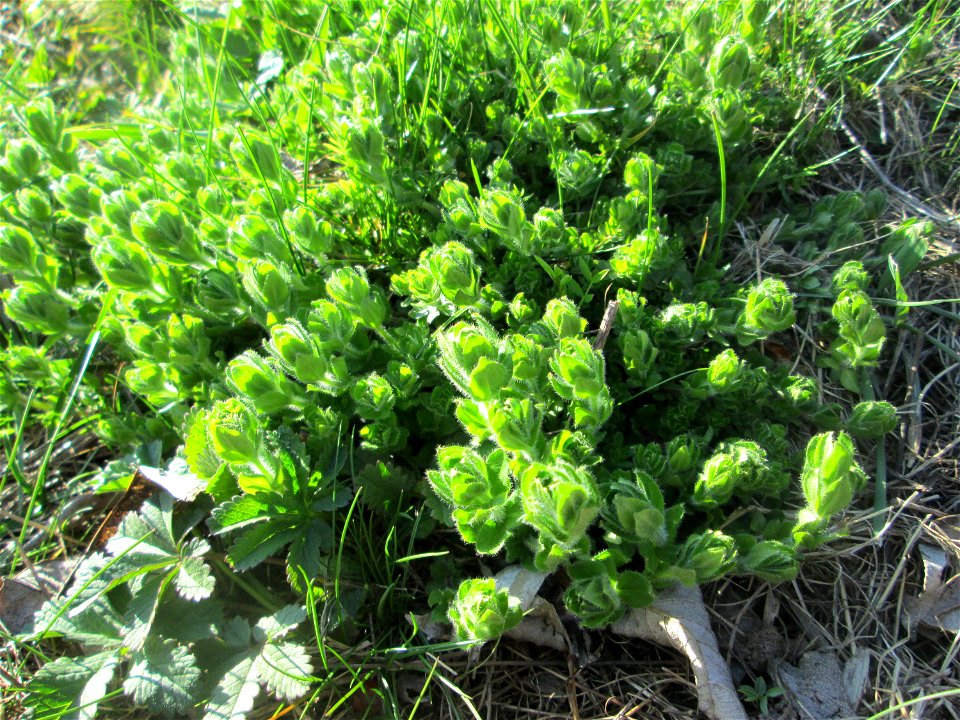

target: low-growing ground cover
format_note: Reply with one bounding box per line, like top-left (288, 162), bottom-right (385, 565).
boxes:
top-left (1, 1), bottom-right (957, 718)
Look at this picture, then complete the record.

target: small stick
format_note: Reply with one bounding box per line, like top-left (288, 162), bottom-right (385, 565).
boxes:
top-left (566, 652), bottom-right (581, 720)
top-left (593, 300), bottom-right (620, 351)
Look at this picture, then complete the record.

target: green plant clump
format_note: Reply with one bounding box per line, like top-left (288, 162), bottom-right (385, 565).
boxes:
top-left (0, 0), bottom-right (916, 715)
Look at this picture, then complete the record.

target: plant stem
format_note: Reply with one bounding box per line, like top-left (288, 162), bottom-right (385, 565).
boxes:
top-left (859, 368), bottom-right (886, 534)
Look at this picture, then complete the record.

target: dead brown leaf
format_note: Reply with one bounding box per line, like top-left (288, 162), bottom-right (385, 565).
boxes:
top-left (905, 542), bottom-right (960, 634)
top-left (774, 651), bottom-right (852, 720)
top-left (611, 583), bottom-right (749, 720)
top-left (0, 558), bottom-right (78, 634)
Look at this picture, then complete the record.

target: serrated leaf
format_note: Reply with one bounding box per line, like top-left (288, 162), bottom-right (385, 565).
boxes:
top-left (154, 598), bottom-right (223, 642)
top-left (106, 513), bottom-right (166, 557)
top-left (275, 426), bottom-right (310, 481)
top-left (254, 642), bottom-right (312, 700)
top-left (311, 485), bottom-right (353, 511)
top-left (203, 653), bottom-right (261, 720)
top-left (286, 518), bottom-right (330, 581)
top-left (207, 467), bottom-right (240, 503)
top-left (141, 490), bottom-right (177, 538)
top-left (33, 557), bottom-right (124, 646)
top-left (124, 637), bottom-right (200, 714)
top-left (123, 574), bottom-right (164, 651)
top-left (35, 601), bottom-right (125, 648)
top-left (222, 616), bottom-right (253, 648)
top-left (275, 448), bottom-right (302, 495)
top-left (227, 520), bottom-right (301, 571)
top-left (210, 495), bottom-right (271, 533)
top-left (183, 536), bottom-right (211, 558)
top-left (61, 554), bottom-right (118, 606)
top-left (881, 219), bottom-right (929, 278)
top-left (887, 255), bottom-right (909, 324)
top-left (353, 461), bottom-right (412, 512)
top-left (139, 457), bottom-right (205, 501)
top-left (28, 651), bottom-right (120, 720)
top-left (107, 493), bottom-right (178, 557)
top-left (202, 607), bottom-right (309, 720)
top-left (255, 605), bottom-right (306, 641)
top-left (184, 408), bottom-right (225, 480)
top-left (177, 555), bottom-right (216, 600)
